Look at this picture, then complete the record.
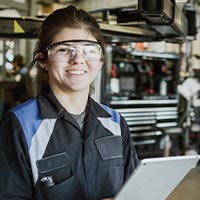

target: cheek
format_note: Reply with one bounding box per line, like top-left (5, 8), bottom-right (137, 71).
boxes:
top-left (47, 61), bottom-right (63, 72)
top-left (47, 63), bottom-right (63, 79)
top-left (89, 60), bottom-right (103, 73)
top-left (90, 66), bottom-right (101, 78)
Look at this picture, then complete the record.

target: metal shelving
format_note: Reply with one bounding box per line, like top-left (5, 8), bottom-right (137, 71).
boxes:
top-left (104, 44), bottom-right (183, 158)
top-left (0, 16), bottom-right (43, 38)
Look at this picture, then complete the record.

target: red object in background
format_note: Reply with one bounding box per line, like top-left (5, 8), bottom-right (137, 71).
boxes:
top-left (111, 64), bottom-right (117, 78)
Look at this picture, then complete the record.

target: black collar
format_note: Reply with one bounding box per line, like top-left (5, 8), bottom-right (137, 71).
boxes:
top-left (38, 86), bottom-right (111, 120)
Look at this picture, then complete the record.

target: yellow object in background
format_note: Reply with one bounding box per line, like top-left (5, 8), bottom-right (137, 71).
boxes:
top-left (14, 20), bottom-right (24, 33)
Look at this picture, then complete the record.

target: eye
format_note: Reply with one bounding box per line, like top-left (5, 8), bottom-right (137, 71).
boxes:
top-left (53, 45), bottom-right (71, 54)
top-left (84, 46), bottom-right (99, 55)
top-left (83, 46), bottom-right (101, 59)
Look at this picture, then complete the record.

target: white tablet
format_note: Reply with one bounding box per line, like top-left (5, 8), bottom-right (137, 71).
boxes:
top-left (115, 155), bottom-right (200, 200)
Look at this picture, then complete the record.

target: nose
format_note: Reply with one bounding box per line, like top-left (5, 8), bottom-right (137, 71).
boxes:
top-left (68, 48), bottom-right (85, 64)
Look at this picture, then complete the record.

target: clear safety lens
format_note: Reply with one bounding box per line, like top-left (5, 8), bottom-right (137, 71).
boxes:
top-left (48, 42), bottom-right (102, 62)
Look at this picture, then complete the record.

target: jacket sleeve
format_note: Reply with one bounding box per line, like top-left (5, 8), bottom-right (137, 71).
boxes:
top-left (120, 115), bottom-right (140, 181)
top-left (0, 112), bottom-right (34, 199)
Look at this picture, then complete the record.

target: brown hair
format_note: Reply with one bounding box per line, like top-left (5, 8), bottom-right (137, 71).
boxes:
top-left (13, 54), bottom-right (24, 67)
top-left (26, 5), bottom-right (105, 97)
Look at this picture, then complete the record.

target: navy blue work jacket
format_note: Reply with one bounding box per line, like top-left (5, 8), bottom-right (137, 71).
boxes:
top-left (0, 87), bottom-right (139, 200)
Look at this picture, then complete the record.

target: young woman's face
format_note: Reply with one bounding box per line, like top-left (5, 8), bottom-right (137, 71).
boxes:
top-left (43, 28), bottom-right (103, 94)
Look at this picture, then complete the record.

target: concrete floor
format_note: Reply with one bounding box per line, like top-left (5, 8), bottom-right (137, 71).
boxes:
top-left (167, 166), bottom-right (200, 200)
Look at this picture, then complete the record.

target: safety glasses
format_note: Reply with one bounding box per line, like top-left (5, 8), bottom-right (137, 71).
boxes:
top-left (47, 40), bottom-right (102, 62)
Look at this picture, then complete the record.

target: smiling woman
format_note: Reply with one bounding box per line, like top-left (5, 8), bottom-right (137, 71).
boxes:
top-left (36, 27), bottom-right (103, 102)
top-left (27, 13), bottom-right (105, 98)
top-left (0, 5), bottom-right (139, 200)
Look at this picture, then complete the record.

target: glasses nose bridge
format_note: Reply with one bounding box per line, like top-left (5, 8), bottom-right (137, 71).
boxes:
top-left (72, 46), bottom-right (84, 53)
top-left (69, 46), bottom-right (85, 61)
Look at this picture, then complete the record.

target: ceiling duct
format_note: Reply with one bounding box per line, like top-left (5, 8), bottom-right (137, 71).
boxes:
top-left (0, 0), bottom-right (196, 42)
top-left (138, 0), bottom-right (188, 39)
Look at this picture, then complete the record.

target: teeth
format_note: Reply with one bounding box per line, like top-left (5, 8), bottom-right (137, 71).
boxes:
top-left (68, 70), bottom-right (85, 75)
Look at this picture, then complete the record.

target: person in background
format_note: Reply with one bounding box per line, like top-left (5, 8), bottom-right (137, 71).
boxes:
top-left (3, 54), bottom-right (28, 113)
top-left (11, 54), bottom-right (28, 100)
top-left (12, 54), bottom-right (27, 75)
top-left (0, 5), bottom-right (139, 200)
top-left (7, 54), bottom-right (27, 83)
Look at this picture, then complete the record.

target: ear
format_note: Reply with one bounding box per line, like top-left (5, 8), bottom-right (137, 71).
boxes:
top-left (98, 60), bottom-right (104, 71)
top-left (35, 52), bottom-right (48, 70)
top-left (38, 61), bottom-right (47, 70)
top-left (99, 54), bottom-right (105, 70)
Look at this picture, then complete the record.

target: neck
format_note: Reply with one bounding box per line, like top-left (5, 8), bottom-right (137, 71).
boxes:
top-left (51, 87), bottom-right (89, 115)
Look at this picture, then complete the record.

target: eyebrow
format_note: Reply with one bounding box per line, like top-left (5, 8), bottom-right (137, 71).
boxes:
top-left (48, 40), bottom-right (100, 49)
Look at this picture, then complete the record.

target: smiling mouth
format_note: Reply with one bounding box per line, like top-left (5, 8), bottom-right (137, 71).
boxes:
top-left (67, 70), bottom-right (86, 75)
